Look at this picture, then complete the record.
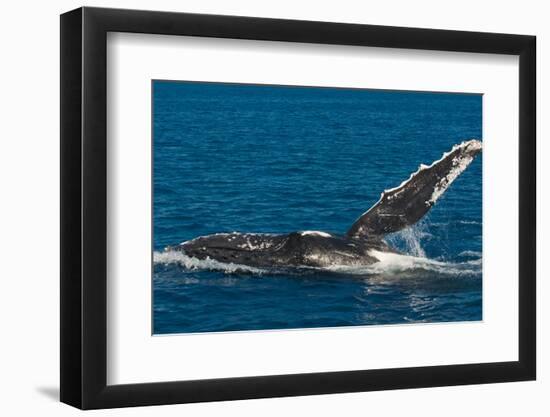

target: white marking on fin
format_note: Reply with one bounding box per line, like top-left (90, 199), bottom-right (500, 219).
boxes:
top-left (300, 231), bottom-right (332, 238)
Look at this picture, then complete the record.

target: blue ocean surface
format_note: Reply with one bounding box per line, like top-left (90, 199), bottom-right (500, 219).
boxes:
top-left (153, 81), bottom-right (482, 334)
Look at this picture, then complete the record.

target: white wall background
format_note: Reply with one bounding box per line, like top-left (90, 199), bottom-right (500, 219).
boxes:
top-left (0, 0), bottom-right (545, 415)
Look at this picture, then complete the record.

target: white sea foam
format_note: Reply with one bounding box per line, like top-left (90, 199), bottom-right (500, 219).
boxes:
top-left (153, 250), bottom-right (267, 275)
top-left (459, 250), bottom-right (482, 257)
top-left (457, 220), bottom-right (481, 225)
top-left (324, 250), bottom-right (481, 277)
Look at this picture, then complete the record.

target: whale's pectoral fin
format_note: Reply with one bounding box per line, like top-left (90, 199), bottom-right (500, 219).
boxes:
top-left (347, 139), bottom-right (482, 239)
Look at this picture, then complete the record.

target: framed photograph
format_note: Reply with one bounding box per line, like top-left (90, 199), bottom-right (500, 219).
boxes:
top-left (60, 6), bottom-right (536, 409)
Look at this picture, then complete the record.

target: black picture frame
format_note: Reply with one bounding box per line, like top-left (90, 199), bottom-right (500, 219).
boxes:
top-left (60, 6), bottom-right (536, 410)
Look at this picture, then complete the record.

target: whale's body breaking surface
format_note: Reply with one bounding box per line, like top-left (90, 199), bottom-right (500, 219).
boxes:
top-left (168, 140), bottom-right (482, 268)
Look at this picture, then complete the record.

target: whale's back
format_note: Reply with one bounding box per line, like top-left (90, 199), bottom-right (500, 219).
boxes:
top-left (177, 231), bottom-right (384, 268)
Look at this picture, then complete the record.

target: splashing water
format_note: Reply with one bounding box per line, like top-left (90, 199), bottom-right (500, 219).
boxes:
top-left (384, 221), bottom-right (429, 258)
top-left (153, 250), bottom-right (267, 275)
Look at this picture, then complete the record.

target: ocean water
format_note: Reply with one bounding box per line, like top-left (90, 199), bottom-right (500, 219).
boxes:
top-left (153, 81), bottom-right (482, 334)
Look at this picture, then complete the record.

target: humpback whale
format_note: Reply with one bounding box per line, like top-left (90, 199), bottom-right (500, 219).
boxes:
top-left (167, 140), bottom-right (482, 269)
